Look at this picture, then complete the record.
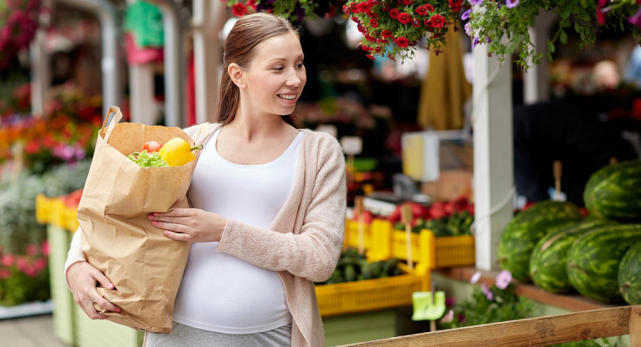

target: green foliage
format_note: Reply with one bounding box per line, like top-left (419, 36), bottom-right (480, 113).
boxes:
top-left (466, 0), bottom-right (641, 69)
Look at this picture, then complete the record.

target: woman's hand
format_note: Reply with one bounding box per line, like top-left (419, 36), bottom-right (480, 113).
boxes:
top-left (66, 261), bottom-right (120, 319)
top-left (148, 208), bottom-right (227, 243)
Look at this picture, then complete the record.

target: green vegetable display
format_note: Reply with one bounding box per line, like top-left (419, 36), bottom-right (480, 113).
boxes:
top-left (317, 248), bottom-right (403, 285)
top-left (567, 224), bottom-right (641, 303)
top-left (498, 200), bottom-right (583, 282)
top-left (583, 160), bottom-right (641, 222)
top-left (128, 150), bottom-right (168, 168)
top-left (619, 242), bottom-right (641, 305)
top-left (529, 219), bottom-right (614, 293)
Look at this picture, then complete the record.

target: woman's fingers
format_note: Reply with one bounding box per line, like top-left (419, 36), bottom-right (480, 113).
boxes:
top-left (163, 230), bottom-right (191, 242)
top-left (90, 267), bottom-right (115, 290)
top-left (152, 220), bottom-right (190, 233)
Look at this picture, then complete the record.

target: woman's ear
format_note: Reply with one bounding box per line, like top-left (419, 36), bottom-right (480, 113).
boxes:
top-left (228, 63), bottom-right (246, 89)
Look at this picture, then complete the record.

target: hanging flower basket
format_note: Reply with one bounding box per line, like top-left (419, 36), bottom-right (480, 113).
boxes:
top-left (222, 0), bottom-right (641, 69)
top-left (0, 0), bottom-right (44, 69)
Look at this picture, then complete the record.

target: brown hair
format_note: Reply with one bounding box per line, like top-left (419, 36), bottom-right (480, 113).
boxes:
top-left (217, 13), bottom-right (298, 125)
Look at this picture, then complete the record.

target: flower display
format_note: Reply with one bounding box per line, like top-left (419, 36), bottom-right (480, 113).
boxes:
top-left (0, 86), bottom-right (102, 174)
top-left (220, 0), bottom-right (345, 21)
top-left (0, 0), bottom-right (45, 69)
top-left (343, 0), bottom-right (463, 62)
top-left (0, 242), bottom-right (50, 306)
top-left (463, 0), bottom-right (641, 68)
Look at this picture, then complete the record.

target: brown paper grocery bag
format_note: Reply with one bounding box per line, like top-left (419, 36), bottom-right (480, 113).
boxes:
top-left (77, 106), bottom-right (199, 333)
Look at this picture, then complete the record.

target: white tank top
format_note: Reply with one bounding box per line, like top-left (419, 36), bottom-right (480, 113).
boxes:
top-left (173, 127), bottom-right (303, 334)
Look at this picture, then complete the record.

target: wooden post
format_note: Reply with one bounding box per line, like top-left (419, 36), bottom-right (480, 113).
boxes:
top-left (401, 204), bottom-right (414, 271)
top-left (355, 196), bottom-right (365, 255)
top-left (631, 305), bottom-right (640, 347)
top-left (554, 160), bottom-right (562, 196)
top-left (472, 43), bottom-right (514, 271)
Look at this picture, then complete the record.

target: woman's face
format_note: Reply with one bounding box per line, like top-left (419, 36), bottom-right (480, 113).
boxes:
top-left (242, 31), bottom-right (306, 116)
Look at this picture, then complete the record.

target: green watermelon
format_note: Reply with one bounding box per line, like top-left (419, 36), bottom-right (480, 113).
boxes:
top-left (584, 160), bottom-right (641, 222)
top-left (529, 219), bottom-right (615, 293)
top-left (498, 201), bottom-right (583, 282)
top-left (567, 224), bottom-right (641, 303)
top-left (619, 242), bottom-right (641, 305)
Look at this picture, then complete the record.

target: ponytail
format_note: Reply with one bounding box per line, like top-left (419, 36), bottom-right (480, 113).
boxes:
top-left (216, 68), bottom-right (240, 125)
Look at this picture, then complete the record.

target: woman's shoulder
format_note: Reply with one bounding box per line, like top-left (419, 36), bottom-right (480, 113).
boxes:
top-left (182, 122), bottom-right (221, 140)
top-left (300, 128), bottom-right (343, 156)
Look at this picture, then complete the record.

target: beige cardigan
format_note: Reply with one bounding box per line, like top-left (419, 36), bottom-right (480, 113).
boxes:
top-left (65, 122), bottom-right (346, 347)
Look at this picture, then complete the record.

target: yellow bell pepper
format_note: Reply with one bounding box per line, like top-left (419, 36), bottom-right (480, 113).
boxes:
top-left (158, 137), bottom-right (203, 166)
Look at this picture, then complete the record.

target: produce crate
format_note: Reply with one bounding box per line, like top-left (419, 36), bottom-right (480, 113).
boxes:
top-left (73, 305), bottom-right (144, 347)
top-left (47, 225), bottom-right (75, 346)
top-left (38, 195), bottom-right (144, 347)
top-left (315, 265), bottom-right (430, 317)
top-left (343, 219), bottom-right (374, 258)
top-left (363, 218), bottom-right (475, 269)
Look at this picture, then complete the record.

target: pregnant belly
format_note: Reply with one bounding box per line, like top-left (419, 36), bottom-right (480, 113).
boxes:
top-left (172, 242), bottom-right (290, 332)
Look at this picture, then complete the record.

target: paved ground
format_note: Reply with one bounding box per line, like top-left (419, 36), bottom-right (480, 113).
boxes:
top-left (0, 315), bottom-right (67, 347)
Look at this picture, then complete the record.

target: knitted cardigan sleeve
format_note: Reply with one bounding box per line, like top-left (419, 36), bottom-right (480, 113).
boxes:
top-left (217, 134), bottom-right (346, 282)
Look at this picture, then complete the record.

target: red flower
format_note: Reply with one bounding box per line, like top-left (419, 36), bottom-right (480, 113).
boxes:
top-left (416, 6), bottom-right (428, 16)
top-left (232, 2), bottom-right (247, 16)
top-left (449, 0), bottom-right (462, 12)
top-left (412, 18), bottom-right (421, 27)
top-left (375, 46), bottom-right (382, 53)
top-left (389, 8), bottom-right (400, 19)
top-left (247, 0), bottom-right (257, 9)
top-left (342, 4), bottom-right (351, 14)
top-left (428, 14), bottom-right (445, 28)
top-left (424, 4), bottom-right (435, 12)
top-left (357, 2), bottom-right (369, 13)
top-left (396, 36), bottom-right (409, 48)
top-left (398, 12), bottom-right (411, 24)
top-left (382, 29), bottom-right (394, 38)
top-left (370, 18), bottom-right (379, 28)
top-left (402, 0), bottom-right (413, 4)
top-left (366, 54), bottom-right (376, 61)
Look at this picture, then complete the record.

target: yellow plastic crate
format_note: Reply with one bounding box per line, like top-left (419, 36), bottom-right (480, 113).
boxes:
top-left (343, 219), bottom-right (371, 252)
top-left (433, 234), bottom-right (475, 268)
top-left (363, 218), bottom-right (475, 269)
top-left (315, 266), bottom-right (430, 317)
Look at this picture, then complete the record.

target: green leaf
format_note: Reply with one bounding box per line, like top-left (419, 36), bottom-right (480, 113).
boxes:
top-left (546, 41), bottom-right (555, 54)
top-left (560, 30), bottom-right (567, 45)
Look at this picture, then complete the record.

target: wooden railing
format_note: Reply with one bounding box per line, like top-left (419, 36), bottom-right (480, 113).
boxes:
top-left (343, 305), bottom-right (640, 346)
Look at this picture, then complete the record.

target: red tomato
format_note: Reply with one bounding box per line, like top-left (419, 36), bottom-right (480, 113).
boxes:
top-left (143, 141), bottom-right (162, 152)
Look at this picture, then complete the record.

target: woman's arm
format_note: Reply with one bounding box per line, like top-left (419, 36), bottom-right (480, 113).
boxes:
top-left (216, 137), bottom-right (346, 282)
top-left (64, 229), bottom-right (86, 278)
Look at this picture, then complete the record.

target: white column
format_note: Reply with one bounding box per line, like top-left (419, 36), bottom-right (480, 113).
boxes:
top-left (523, 12), bottom-right (556, 104)
top-left (473, 45), bottom-right (514, 271)
top-left (129, 64), bottom-right (156, 124)
top-left (127, 0), bottom-right (156, 125)
top-left (193, 0), bottom-right (226, 123)
top-left (30, 29), bottom-right (49, 117)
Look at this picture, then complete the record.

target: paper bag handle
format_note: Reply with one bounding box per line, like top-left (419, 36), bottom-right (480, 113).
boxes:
top-left (102, 106), bottom-right (123, 143)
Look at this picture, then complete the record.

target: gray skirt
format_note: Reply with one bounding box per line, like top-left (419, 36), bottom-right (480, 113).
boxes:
top-left (145, 321), bottom-right (292, 347)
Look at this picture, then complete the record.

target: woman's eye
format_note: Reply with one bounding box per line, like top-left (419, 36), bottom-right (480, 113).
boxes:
top-left (272, 66), bottom-right (284, 71)
top-left (297, 63), bottom-right (305, 69)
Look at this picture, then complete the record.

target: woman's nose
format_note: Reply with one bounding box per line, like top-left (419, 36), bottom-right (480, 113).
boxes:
top-left (286, 69), bottom-right (304, 87)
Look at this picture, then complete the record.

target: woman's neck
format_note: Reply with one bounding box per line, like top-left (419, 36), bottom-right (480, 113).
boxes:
top-left (225, 104), bottom-right (289, 143)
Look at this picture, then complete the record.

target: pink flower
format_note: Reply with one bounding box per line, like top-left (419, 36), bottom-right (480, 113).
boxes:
top-left (441, 309), bottom-right (454, 323)
top-left (470, 271), bottom-right (481, 284)
top-left (481, 284), bottom-right (493, 301)
top-left (1, 255), bottom-right (15, 267)
top-left (26, 244), bottom-right (38, 256)
top-left (33, 258), bottom-right (47, 273)
top-left (16, 257), bottom-right (28, 272)
top-left (41, 241), bottom-right (50, 256)
top-left (496, 270), bottom-right (512, 289)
